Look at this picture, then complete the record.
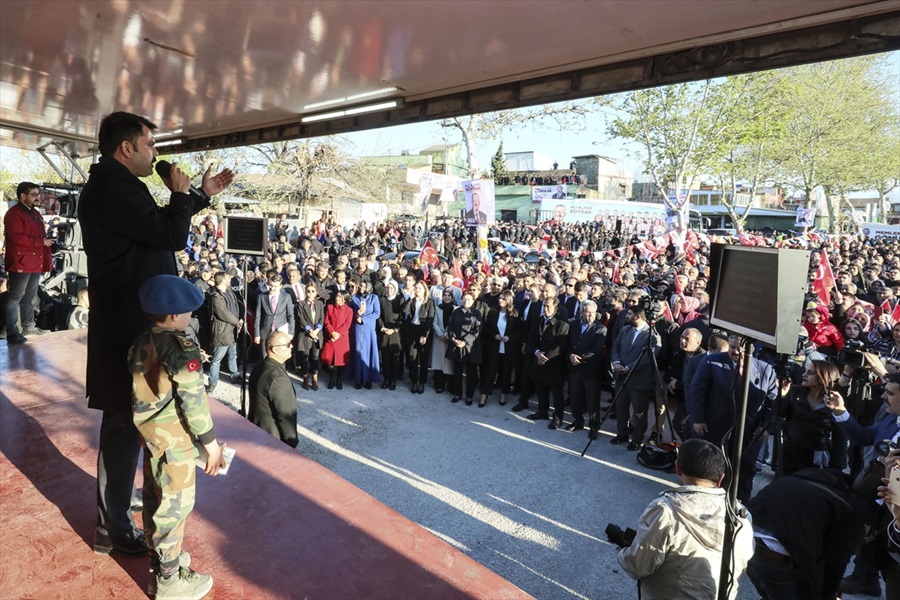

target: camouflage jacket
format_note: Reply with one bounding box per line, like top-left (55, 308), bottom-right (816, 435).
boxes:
top-left (128, 326), bottom-right (217, 462)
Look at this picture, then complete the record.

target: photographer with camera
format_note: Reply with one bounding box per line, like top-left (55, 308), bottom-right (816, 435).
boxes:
top-left (610, 438), bottom-right (754, 600)
top-left (777, 360), bottom-right (848, 475)
top-left (828, 365), bottom-right (900, 597)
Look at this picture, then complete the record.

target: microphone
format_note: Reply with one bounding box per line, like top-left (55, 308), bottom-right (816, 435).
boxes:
top-left (155, 160), bottom-right (209, 203)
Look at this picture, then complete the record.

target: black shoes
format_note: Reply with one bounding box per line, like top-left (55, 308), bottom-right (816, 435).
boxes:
top-left (548, 415), bottom-right (562, 430)
top-left (840, 573), bottom-right (882, 596)
top-left (382, 381), bottom-right (390, 389)
top-left (627, 441), bottom-right (643, 451)
top-left (526, 412), bottom-right (549, 421)
top-left (609, 435), bottom-right (629, 445)
top-left (565, 421), bottom-right (585, 431)
top-left (451, 396), bottom-right (460, 403)
top-left (389, 381), bottom-right (396, 390)
top-left (7, 333), bottom-right (27, 345)
top-left (336, 379), bottom-right (343, 390)
top-left (465, 398), bottom-right (473, 406)
top-left (511, 403), bottom-right (527, 412)
top-left (328, 378), bottom-right (335, 390)
top-left (94, 527), bottom-right (148, 556)
top-left (355, 381), bottom-right (363, 390)
top-left (478, 394), bottom-right (487, 408)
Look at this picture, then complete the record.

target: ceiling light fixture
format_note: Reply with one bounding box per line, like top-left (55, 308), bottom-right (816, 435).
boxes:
top-left (301, 100), bottom-right (401, 124)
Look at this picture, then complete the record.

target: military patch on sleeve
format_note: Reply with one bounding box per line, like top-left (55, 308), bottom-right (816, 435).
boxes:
top-left (186, 358), bottom-right (201, 372)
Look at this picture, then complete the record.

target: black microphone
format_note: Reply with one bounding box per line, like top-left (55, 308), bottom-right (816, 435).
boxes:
top-left (154, 160), bottom-right (209, 203)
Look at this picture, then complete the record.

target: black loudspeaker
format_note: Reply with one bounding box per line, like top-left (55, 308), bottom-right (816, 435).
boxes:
top-left (707, 244), bottom-right (810, 354)
top-left (224, 217), bottom-right (269, 257)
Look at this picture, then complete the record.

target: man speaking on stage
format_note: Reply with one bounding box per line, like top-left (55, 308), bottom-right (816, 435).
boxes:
top-left (78, 111), bottom-right (234, 557)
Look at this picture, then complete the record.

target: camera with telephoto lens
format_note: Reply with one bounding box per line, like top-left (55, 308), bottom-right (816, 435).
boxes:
top-left (876, 441), bottom-right (898, 458)
top-left (605, 523), bottom-right (637, 548)
top-left (635, 295), bottom-right (667, 321)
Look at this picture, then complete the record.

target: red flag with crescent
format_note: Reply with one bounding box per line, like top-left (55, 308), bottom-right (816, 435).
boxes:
top-left (812, 249), bottom-right (835, 305)
top-left (419, 239), bottom-right (440, 267)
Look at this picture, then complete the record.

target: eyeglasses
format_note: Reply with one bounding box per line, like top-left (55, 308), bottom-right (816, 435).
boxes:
top-left (272, 342), bottom-right (293, 348)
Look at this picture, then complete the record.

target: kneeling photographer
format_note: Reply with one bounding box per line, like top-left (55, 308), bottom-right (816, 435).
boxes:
top-left (610, 438), bottom-right (754, 600)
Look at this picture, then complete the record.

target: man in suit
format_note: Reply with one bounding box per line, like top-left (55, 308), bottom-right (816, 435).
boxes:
top-left (564, 281), bottom-right (588, 322)
top-left (567, 300), bottom-right (606, 432)
top-left (688, 334), bottom-right (778, 502)
top-left (466, 192), bottom-right (488, 225)
top-left (284, 264), bottom-right (305, 307)
top-left (551, 185), bottom-right (567, 200)
top-left (253, 269), bottom-right (295, 349)
top-left (248, 331), bottom-right (299, 448)
top-left (526, 296), bottom-right (570, 427)
top-left (610, 304), bottom-right (661, 450)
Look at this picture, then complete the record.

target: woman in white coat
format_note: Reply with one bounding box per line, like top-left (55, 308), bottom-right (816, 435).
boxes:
top-left (431, 287), bottom-right (456, 394)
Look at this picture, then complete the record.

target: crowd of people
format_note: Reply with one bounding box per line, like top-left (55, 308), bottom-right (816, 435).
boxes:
top-left (175, 211), bottom-right (900, 599)
top-left (4, 120), bottom-right (900, 598)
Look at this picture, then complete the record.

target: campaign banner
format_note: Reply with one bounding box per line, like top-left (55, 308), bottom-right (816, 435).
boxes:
top-left (538, 198), bottom-right (667, 228)
top-left (462, 179), bottom-right (495, 227)
top-left (861, 222), bottom-right (900, 239)
top-left (531, 184), bottom-right (572, 203)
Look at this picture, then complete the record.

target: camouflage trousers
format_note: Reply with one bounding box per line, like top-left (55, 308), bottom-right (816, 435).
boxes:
top-left (142, 452), bottom-right (196, 576)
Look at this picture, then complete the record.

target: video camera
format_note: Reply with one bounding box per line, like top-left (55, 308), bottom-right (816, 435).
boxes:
top-left (839, 339), bottom-right (867, 369)
top-left (605, 523), bottom-right (637, 548)
top-left (635, 295), bottom-right (667, 321)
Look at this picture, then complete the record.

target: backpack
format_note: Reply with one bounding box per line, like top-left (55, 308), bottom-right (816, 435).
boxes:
top-left (637, 442), bottom-right (679, 472)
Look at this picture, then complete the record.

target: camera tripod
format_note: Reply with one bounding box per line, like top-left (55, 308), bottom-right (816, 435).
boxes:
top-left (581, 315), bottom-right (669, 457)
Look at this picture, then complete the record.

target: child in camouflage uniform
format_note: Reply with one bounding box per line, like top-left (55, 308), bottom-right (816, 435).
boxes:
top-left (129, 275), bottom-right (224, 600)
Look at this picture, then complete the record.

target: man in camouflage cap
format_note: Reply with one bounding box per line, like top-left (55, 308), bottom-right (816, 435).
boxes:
top-left (129, 274), bottom-right (224, 600)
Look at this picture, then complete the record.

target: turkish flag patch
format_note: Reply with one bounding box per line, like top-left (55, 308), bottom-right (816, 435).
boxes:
top-left (186, 359), bottom-right (201, 373)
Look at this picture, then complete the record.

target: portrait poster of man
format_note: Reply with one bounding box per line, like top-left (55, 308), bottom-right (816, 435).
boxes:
top-left (794, 207), bottom-right (816, 228)
top-left (531, 185), bottom-right (570, 203)
top-left (463, 179), bottom-right (495, 227)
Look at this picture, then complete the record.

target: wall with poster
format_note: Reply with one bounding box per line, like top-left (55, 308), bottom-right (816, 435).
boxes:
top-left (537, 198), bottom-right (667, 228)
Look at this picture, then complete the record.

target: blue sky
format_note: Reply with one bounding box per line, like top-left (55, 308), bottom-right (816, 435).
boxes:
top-left (341, 51), bottom-right (899, 192)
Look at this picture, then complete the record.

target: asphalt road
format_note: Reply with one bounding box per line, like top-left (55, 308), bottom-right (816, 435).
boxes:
top-left (214, 371), bottom-right (882, 600)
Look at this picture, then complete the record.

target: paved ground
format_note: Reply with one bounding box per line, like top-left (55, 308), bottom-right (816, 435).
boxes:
top-left (212, 370), bottom-right (882, 600)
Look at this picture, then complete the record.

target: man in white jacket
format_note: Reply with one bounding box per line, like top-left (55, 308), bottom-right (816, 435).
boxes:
top-left (616, 438), bottom-right (754, 599)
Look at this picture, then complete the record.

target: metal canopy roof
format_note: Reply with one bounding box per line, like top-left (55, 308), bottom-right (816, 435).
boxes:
top-left (1, 1), bottom-right (898, 156)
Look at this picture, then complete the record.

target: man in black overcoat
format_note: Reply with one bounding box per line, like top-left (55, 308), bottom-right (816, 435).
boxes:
top-left (78, 111), bottom-right (233, 555)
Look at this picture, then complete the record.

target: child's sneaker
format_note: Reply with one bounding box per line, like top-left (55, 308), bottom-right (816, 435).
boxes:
top-left (150, 553), bottom-right (212, 600)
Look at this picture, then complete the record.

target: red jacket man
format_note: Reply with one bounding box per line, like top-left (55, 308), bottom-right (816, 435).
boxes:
top-left (3, 181), bottom-right (52, 343)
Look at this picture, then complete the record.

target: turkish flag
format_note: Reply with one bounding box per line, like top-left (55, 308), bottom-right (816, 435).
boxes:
top-left (419, 239), bottom-right (440, 267)
top-left (812, 249), bottom-right (835, 306)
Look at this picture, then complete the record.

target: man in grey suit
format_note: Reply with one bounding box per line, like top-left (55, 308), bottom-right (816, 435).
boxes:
top-left (610, 304), bottom-right (661, 450)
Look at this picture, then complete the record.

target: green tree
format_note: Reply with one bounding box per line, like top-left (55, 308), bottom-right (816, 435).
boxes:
top-left (608, 80), bottom-right (742, 232)
top-left (490, 142), bottom-right (507, 184)
top-left (707, 71), bottom-right (791, 233)
top-left (776, 55), bottom-right (898, 232)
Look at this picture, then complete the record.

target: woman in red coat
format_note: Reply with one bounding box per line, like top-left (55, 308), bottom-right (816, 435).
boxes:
top-left (322, 291), bottom-right (353, 389)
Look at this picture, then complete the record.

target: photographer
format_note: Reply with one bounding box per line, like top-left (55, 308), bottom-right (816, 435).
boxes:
top-left (828, 366), bottom-right (900, 597)
top-left (613, 438), bottom-right (754, 600)
top-left (778, 360), bottom-right (848, 475)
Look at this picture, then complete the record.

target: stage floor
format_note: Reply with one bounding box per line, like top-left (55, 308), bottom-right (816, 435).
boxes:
top-left (0, 330), bottom-right (528, 599)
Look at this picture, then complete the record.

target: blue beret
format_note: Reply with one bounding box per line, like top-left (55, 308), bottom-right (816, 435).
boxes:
top-left (139, 275), bottom-right (204, 315)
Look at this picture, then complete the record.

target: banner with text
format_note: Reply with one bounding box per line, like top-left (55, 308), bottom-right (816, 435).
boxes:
top-left (462, 179), bottom-right (496, 227)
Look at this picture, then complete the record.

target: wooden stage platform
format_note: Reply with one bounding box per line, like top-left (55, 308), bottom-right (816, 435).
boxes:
top-left (0, 330), bottom-right (528, 599)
